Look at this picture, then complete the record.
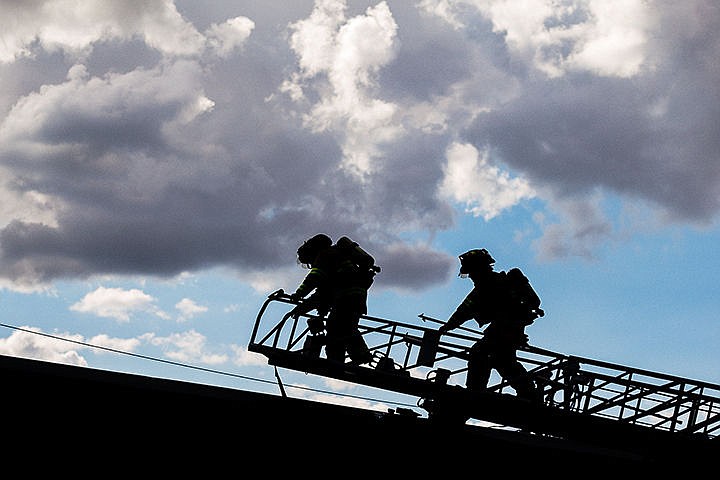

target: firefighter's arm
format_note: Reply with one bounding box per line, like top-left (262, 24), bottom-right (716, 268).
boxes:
top-left (289, 287), bottom-right (307, 302)
top-left (290, 268), bottom-right (323, 301)
top-left (287, 291), bottom-right (328, 319)
top-left (439, 310), bottom-right (468, 334)
top-left (439, 289), bottom-right (481, 334)
top-left (284, 302), bottom-right (312, 320)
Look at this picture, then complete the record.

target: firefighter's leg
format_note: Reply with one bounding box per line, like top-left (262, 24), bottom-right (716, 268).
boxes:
top-left (346, 312), bottom-right (372, 364)
top-left (497, 350), bottom-right (541, 403)
top-left (466, 340), bottom-right (492, 391)
top-left (324, 310), bottom-right (346, 363)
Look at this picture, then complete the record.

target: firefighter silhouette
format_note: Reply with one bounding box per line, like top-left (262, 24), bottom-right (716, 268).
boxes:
top-left (289, 234), bottom-right (379, 365)
top-left (439, 249), bottom-right (544, 402)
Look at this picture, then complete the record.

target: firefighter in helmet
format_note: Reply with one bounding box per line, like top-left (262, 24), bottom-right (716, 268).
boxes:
top-left (287, 233), bottom-right (334, 334)
top-left (290, 234), bottom-right (377, 365)
top-left (438, 248), bottom-right (543, 402)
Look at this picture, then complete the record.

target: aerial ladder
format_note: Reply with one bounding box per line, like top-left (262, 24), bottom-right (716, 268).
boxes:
top-left (248, 289), bottom-right (720, 463)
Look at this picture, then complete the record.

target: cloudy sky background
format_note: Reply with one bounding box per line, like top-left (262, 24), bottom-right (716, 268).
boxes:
top-left (1, 0), bottom-right (719, 412)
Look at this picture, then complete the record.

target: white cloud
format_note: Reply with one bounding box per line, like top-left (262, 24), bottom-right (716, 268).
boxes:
top-left (0, 0), bottom-right (206, 62)
top-left (421, 0), bottom-right (651, 78)
top-left (175, 297), bottom-right (208, 322)
top-left (565, 0), bottom-right (650, 77)
top-left (70, 286), bottom-right (166, 322)
top-left (285, 0), bottom-right (401, 176)
top-left (439, 142), bottom-right (535, 220)
top-left (86, 333), bottom-right (142, 353)
top-left (0, 327), bottom-right (87, 365)
top-left (231, 344), bottom-right (268, 367)
top-left (287, 0), bottom-right (347, 77)
top-left (205, 16), bottom-right (255, 58)
top-left (143, 330), bottom-right (228, 365)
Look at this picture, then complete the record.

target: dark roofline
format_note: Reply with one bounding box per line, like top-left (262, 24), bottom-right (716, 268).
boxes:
top-left (1, 354), bottom-right (709, 474)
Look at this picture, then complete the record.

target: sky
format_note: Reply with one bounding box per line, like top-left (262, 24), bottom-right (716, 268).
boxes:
top-left (1, 0), bottom-right (720, 417)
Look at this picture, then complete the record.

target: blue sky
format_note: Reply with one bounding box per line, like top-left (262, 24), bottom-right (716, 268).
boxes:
top-left (1, 0), bottom-right (719, 415)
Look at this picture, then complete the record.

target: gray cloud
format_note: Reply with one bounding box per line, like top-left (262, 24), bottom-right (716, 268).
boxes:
top-left (0, 1), bottom-right (718, 291)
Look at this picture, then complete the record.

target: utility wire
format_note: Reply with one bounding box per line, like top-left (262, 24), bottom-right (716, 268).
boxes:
top-left (0, 322), bottom-right (419, 409)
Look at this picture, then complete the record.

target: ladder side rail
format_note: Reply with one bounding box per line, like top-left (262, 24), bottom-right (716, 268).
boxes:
top-left (400, 330), bottom-right (476, 385)
top-left (679, 401), bottom-right (720, 436)
top-left (622, 389), bottom-right (689, 431)
top-left (249, 289), bottom-right (336, 353)
top-left (567, 374), bottom-right (668, 423)
top-left (631, 385), bottom-right (684, 431)
top-left (486, 354), bottom-right (562, 396)
top-left (524, 357), bottom-right (569, 408)
top-left (367, 335), bottom-right (408, 363)
top-left (355, 321), bottom-right (402, 361)
top-left (249, 292), bottom-right (720, 440)
top-left (678, 392), bottom-right (720, 436)
top-left (577, 370), bottom-right (696, 413)
top-left (537, 357), bottom-right (634, 415)
top-left (358, 316), bottom-right (404, 357)
top-left (524, 350), bottom-right (720, 431)
top-left (657, 403), bottom-right (704, 432)
top-left (361, 311), bottom-right (455, 336)
top-left (563, 361), bottom-right (587, 411)
top-left (251, 298), bottom-right (399, 361)
top-left (401, 339), bottom-right (413, 369)
top-left (258, 296), bottom-right (720, 399)
top-left (570, 374), bottom-right (714, 434)
top-left (412, 345), bottom-right (470, 381)
top-left (665, 383), bottom-right (710, 434)
top-left (618, 373), bottom-right (635, 420)
top-left (582, 377), bottom-right (596, 412)
top-left (528, 358), bottom-right (579, 409)
top-left (382, 323), bottom-right (399, 359)
top-left (685, 393), bottom-right (702, 432)
top-left (691, 394), bottom-right (720, 437)
top-left (359, 314), bottom-right (588, 396)
top-left (581, 376), bottom-right (661, 419)
top-left (669, 382), bottom-right (686, 432)
top-left (580, 372), bottom-right (720, 430)
top-left (548, 351), bottom-right (720, 395)
top-left (358, 314), bottom-right (469, 374)
top-left (569, 372), bottom-right (626, 415)
top-left (357, 318), bottom-right (467, 375)
top-left (249, 289), bottom-right (289, 349)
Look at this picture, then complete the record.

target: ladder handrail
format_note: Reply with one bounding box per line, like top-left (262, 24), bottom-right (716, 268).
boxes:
top-left (248, 290), bottom-right (720, 439)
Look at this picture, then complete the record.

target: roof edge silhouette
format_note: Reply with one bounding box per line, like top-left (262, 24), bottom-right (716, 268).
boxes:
top-left (1, 353), bottom-right (712, 474)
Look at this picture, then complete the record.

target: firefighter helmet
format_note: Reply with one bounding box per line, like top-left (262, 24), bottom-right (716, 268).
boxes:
top-left (297, 233), bottom-right (332, 266)
top-left (458, 248), bottom-right (495, 275)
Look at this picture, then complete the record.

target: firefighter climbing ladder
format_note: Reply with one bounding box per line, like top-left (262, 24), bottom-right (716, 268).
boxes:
top-left (248, 289), bottom-right (720, 457)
